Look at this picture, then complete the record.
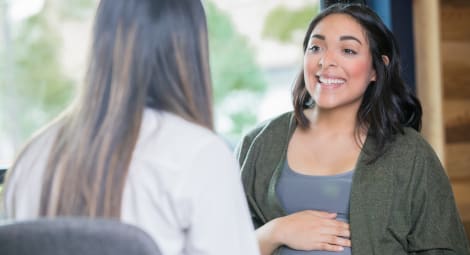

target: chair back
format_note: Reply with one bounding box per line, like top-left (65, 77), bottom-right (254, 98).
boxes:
top-left (0, 167), bottom-right (6, 184)
top-left (0, 218), bottom-right (161, 255)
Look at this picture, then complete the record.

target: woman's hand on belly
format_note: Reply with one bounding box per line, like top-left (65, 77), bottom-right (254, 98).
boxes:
top-left (275, 210), bottom-right (350, 252)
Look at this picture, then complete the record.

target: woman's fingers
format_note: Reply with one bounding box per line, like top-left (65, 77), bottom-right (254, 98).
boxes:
top-left (277, 210), bottom-right (352, 251)
top-left (309, 210), bottom-right (337, 218)
top-left (316, 243), bottom-right (346, 252)
top-left (308, 235), bottom-right (351, 251)
top-left (307, 210), bottom-right (350, 235)
top-left (317, 221), bottom-right (350, 237)
top-left (320, 234), bottom-right (352, 247)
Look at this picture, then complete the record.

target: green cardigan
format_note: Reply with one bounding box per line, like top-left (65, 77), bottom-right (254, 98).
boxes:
top-left (236, 112), bottom-right (469, 255)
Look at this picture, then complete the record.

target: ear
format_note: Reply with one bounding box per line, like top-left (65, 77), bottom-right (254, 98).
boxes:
top-left (370, 69), bottom-right (377, 82)
top-left (382, 55), bottom-right (390, 66)
top-left (370, 55), bottom-right (390, 82)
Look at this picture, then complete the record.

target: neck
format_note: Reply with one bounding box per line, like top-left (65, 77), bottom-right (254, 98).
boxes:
top-left (306, 105), bottom-right (361, 136)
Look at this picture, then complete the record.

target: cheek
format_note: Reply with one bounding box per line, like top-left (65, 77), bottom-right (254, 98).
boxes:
top-left (304, 55), bottom-right (318, 71)
top-left (348, 59), bottom-right (374, 83)
top-left (303, 55), bottom-right (319, 86)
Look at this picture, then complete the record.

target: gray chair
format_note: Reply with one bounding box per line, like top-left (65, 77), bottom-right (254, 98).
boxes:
top-left (0, 167), bottom-right (6, 184)
top-left (0, 218), bottom-right (161, 255)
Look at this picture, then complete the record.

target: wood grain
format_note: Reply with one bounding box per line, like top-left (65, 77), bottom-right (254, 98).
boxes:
top-left (441, 5), bottom-right (470, 41)
top-left (446, 143), bottom-right (470, 181)
top-left (414, 0), bottom-right (445, 160)
top-left (441, 42), bottom-right (470, 99)
top-left (444, 100), bottom-right (470, 143)
top-left (452, 182), bottom-right (470, 222)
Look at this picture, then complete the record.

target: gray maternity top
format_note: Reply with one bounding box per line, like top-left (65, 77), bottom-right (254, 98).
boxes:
top-left (276, 161), bottom-right (353, 255)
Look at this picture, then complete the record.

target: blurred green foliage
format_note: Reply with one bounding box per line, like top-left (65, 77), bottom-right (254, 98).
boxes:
top-left (5, 12), bottom-right (74, 145)
top-left (205, 1), bottom-right (265, 102)
top-left (205, 1), bottom-right (266, 142)
top-left (262, 5), bottom-right (319, 43)
top-left (59, 0), bottom-right (96, 20)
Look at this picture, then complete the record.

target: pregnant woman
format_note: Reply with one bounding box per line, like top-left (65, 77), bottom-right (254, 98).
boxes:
top-left (237, 3), bottom-right (469, 255)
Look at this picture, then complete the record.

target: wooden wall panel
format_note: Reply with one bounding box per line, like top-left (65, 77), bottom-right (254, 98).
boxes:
top-left (446, 143), bottom-right (470, 181)
top-left (453, 183), bottom-right (470, 222)
top-left (413, 0), bottom-right (445, 160)
top-left (441, 42), bottom-right (470, 99)
top-left (441, 6), bottom-right (470, 41)
top-left (440, 0), bottom-right (470, 240)
top-left (444, 100), bottom-right (470, 143)
top-left (443, 100), bottom-right (470, 124)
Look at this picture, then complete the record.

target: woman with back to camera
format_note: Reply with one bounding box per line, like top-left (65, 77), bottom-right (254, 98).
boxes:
top-left (237, 3), bottom-right (469, 255)
top-left (3, 0), bottom-right (260, 254)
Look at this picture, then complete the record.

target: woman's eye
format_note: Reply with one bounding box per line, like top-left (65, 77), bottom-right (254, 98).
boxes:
top-left (343, 48), bottom-right (357, 55)
top-left (307, 45), bottom-right (320, 52)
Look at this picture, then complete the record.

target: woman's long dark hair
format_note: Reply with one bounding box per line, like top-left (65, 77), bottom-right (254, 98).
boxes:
top-left (7, 0), bottom-right (213, 218)
top-left (292, 4), bottom-right (422, 162)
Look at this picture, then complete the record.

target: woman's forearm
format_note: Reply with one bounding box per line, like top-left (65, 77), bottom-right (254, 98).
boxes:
top-left (256, 218), bottom-right (283, 255)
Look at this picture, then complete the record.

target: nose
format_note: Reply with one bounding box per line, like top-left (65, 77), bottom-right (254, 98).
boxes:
top-left (318, 50), bottom-right (336, 67)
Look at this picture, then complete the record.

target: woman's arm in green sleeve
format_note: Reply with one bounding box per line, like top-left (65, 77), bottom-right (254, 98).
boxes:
top-left (407, 141), bottom-right (470, 254)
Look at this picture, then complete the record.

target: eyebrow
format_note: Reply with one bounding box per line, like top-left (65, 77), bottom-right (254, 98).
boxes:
top-left (340, 35), bottom-right (362, 45)
top-left (311, 34), bottom-right (325, 40)
top-left (310, 34), bottom-right (363, 45)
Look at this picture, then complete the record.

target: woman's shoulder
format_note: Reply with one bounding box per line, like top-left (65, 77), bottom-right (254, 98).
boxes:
top-left (4, 119), bottom-right (62, 210)
top-left (128, 110), bottom-right (240, 201)
top-left (136, 109), bottom-right (232, 166)
top-left (12, 119), bottom-right (62, 171)
top-left (241, 111), bottom-right (294, 142)
top-left (391, 127), bottom-right (437, 157)
top-left (141, 109), bottom-right (215, 139)
top-left (379, 127), bottom-right (445, 178)
top-left (235, 111), bottom-right (293, 164)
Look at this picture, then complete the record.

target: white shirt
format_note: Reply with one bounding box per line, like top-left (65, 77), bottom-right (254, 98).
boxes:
top-left (4, 109), bottom-right (260, 255)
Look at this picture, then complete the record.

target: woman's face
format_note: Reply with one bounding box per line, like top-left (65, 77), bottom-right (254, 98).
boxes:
top-left (304, 14), bottom-right (376, 112)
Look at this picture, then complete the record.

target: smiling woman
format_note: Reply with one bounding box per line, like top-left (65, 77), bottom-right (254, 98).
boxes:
top-left (237, 3), bottom-right (470, 255)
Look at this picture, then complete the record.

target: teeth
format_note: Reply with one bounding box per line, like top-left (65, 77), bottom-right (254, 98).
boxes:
top-left (319, 77), bottom-right (345, 85)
